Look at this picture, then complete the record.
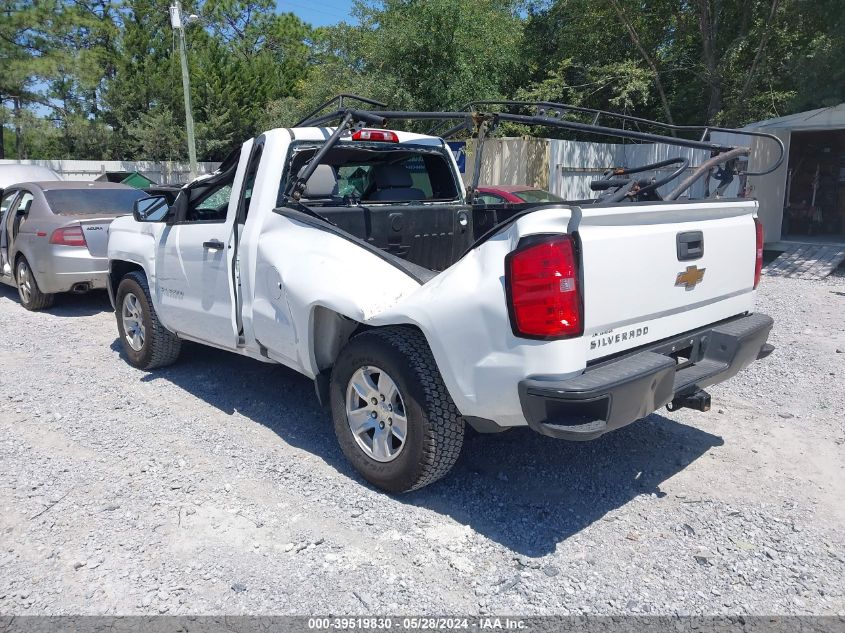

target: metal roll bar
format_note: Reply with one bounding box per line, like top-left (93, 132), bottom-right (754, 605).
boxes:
top-left (440, 99), bottom-right (785, 178)
top-left (290, 95), bottom-right (785, 202)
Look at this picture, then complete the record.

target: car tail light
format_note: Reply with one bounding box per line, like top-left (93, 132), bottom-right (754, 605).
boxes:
top-left (351, 129), bottom-right (399, 142)
top-left (506, 234), bottom-right (582, 339)
top-left (49, 226), bottom-right (87, 247)
top-left (754, 218), bottom-right (764, 288)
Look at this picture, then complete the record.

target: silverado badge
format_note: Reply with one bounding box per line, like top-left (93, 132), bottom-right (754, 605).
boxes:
top-left (675, 265), bottom-right (706, 291)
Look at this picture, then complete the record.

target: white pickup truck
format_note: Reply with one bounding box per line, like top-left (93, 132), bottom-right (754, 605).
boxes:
top-left (107, 101), bottom-right (777, 492)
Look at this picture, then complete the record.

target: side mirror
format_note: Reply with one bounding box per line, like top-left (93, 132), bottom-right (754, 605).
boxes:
top-left (133, 195), bottom-right (169, 223)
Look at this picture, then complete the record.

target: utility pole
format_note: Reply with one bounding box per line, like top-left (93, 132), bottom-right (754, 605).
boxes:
top-left (170, 1), bottom-right (198, 179)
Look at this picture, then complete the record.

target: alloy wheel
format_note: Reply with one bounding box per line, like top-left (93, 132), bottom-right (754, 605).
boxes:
top-left (121, 292), bottom-right (146, 351)
top-left (16, 260), bottom-right (32, 304)
top-left (345, 365), bottom-right (408, 462)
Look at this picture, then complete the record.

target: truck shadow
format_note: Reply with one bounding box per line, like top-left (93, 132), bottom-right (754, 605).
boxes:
top-left (409, 421), bottom-right (722, 557)
top-left (122, 340), bottom-right (722, 558)
top-left (0, 284), bottom-right (112, 317)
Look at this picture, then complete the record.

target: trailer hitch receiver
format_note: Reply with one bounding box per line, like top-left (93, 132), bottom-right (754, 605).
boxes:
top-left (667, 389), bottom-right (711, 413)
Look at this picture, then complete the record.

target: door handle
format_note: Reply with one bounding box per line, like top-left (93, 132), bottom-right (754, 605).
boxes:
top-left (203, 239), bottom-right (225, 250)
top-left (677, 231), bottom-right (703, 261)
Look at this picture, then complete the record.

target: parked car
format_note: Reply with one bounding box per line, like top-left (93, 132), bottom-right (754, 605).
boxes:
top-left (0, 164), bottom-right (61, 190)
top-left (107, 110), bottom-right (774, 493)
top-left (0, 181), bottom-right (147, 310)
top-left (476, 185), bottom-right (564, 204)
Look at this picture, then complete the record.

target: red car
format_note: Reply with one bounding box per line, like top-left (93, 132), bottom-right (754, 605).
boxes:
top-left (476, 185), bottom-right (564, 204)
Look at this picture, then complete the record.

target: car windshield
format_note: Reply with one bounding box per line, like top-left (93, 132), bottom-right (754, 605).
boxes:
top-left (512, 189), bottom-right (564, 203)
top-left (44, 188), bottom-right (147, 215)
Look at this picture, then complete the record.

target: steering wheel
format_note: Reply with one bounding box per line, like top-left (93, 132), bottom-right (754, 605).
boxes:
top-left (591, 157), bottom-right (689, 202)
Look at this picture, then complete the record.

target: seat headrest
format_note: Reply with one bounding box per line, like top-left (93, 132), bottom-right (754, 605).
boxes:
top-left (300, 164), bottom-right (338, 198)
top-left (373, 164), bottom-right (413, 189)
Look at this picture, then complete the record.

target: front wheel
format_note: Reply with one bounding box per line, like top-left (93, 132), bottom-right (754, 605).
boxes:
top-left (16, 257), bottom-right (54, 311)
top-left (330, 327), bottom-right (465, 492)
top-left (115, 271), bottom-right (181, 370)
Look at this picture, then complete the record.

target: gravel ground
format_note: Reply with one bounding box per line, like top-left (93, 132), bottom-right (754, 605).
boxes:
top-left (0, 269), bottom-right (843, 616)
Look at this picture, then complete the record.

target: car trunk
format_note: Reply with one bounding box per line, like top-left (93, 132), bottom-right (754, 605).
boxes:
top-left (572, 200), bottom-right (759, 360)
top-left (71, 216), bottom-right (121, 258)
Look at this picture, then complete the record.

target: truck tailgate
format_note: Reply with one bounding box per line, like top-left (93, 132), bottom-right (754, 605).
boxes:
top-left (575, 200), bottom-right (758, 359)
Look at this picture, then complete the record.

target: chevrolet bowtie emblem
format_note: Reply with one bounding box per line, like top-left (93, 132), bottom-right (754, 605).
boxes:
top-left (675, 265), bottom-right (706, 291)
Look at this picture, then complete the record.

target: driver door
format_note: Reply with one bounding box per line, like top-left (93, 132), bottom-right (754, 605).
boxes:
top-left (155, 168), bottom-right (240, 349)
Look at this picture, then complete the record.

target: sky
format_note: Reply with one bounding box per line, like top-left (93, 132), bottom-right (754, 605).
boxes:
top-left (277, 0), bottom-right (355, 27)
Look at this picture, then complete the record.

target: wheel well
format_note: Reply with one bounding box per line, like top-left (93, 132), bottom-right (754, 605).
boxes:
top-left (110, 261), bottom-right (145, 297)
top-left (311, 307), bottom-right (431, 409)
top-left (311, 306), bottom-right (363, 373)
top-left (13, 251), bottom-right (31, 278)
top-left (311, 307), bottom-right (427, 373)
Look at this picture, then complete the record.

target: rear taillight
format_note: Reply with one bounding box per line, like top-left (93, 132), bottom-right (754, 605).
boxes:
top-left (49, 226), bottom-right (87, 247)
top-left (506, 234), bottom-right (582, 339)
top-left (351, 129), bottom-right (399, 142)
top-left (754, 218), bottom-right (764, 288)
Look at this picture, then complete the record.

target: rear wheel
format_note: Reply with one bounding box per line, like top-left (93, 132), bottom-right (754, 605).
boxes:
top-left (330, 327), bottom-right (464, 492)
top-left (16, 257), bottom-right (54, 311)
top-left (115, 271), bottom-right (181, 369)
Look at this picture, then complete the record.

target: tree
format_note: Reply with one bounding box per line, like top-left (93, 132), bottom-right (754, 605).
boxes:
top-left (189, 8), bottom-right (310, 159)
top-left (0, 0), bottom-right (61, 158)
top-left (3, 0), bottom-right (843, 160)
top-left (102, 0), bottom-right (310, 162)
top-left (25, 0), bottom-right (121, 157)
top-left (101, 0), bottom-right (179, 159)
top-left (521, 0), bottom-right (843, 127)
top-left (268, 0), bottom-right (523, 128)
top-left (519, 0), bottom-right (677, 124)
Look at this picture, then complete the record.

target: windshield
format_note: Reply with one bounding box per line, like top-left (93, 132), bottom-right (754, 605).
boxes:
top-left (44, 188), bottom-right (147, 215)
top-left (284, 143), bottom-right (461, 205)
top-left (512, 189), bottom-right (564, 203)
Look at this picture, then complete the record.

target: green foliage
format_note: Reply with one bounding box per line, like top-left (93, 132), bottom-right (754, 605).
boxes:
top-left (522, 0), bottom-right (845, 127)
top-left (126, 105), bottom-right (186, 160)
top-left (514, 59), bottom-right (655, 111)
top-left (267, 0), bottom-right (524, 128)
top-left (2, 0), bottom-right (844, 159)
top-left (4, 0), bottom-right (310, 160)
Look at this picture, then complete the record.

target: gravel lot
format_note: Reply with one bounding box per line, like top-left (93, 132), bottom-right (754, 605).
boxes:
top-left (1, 269), bottom-right (843, 616)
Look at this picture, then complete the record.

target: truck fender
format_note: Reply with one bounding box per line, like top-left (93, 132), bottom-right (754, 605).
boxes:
top-left (107, 260), bottom-right (148, 309)
top-left (106, 215), bottom-right (161, 311)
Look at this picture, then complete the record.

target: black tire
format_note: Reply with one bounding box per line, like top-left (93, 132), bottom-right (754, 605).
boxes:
top-left (115, 271), bottom-right (181, 370)
top-left (16, 256), bottom-right (54, 311)
top-left (330, 326), bottom-right (464, 492)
